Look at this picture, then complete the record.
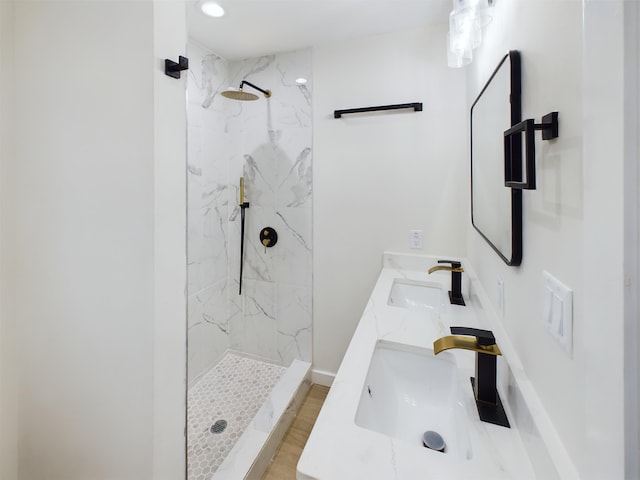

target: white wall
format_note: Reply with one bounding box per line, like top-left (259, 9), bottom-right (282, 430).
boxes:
top-left (623, 2), bottom-right (640, 476)
top-left (0, 1), bottom-right (17, 479)
top-left (467, 1), bottom-right (633, 477)
top-left (582, 2), bottom-right (637, 478)
top-left (153, 1), bottom-right (187, 478)
top-left (313, 26), bottom-right (467, 374)
top-left (11, 2), bottom-right (187, 479)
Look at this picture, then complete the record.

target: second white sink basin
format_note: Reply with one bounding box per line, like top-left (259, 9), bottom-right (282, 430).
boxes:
top-left (354, 340), bottom-right (472, 460)
top-left (387, 279), bottom-right (444, 313)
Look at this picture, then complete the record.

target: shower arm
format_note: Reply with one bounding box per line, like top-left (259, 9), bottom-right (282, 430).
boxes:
top-left (239, 80), bottom-right (271, 97)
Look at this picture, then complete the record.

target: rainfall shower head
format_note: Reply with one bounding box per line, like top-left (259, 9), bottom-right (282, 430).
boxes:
top-left (222, 89), bottom-right (260, 101)
top-left (221, 80), bottom-right (272, 101)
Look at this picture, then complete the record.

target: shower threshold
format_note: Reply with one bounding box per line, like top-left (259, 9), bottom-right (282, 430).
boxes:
top-left (187, 352), bottom-right (311, 480)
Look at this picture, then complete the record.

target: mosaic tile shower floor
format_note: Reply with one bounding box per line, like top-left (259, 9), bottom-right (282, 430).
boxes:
top-left (187, 353), bottom-right (286, 480)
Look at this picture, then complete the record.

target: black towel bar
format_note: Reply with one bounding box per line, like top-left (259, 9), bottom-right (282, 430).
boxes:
top-left (334, 102), bottom-right (422, 118)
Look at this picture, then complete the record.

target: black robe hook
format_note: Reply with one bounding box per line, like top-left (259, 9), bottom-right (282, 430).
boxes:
top-left (165, 56), bottom-right (189, 79)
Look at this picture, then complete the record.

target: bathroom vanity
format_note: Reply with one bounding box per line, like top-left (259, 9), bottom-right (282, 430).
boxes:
top-left (297, 253), bottom-right (541, 479)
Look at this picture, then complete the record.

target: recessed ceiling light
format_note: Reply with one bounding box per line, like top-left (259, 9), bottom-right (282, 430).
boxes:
top-left (295, 78), bottom-right (307, 85)
top-left (201, 2), bottom-right (225, 18)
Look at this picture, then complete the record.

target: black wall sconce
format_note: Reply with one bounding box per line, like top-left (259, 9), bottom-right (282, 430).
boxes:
top-left (504, 112), bottom-right (559, 190)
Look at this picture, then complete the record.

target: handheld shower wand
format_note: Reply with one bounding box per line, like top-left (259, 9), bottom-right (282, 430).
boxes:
top-left (238, 177), bottom-right (250, 295)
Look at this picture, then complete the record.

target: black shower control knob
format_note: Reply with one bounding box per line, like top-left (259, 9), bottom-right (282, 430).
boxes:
top-left (259, 227), bottom-right (278, 249)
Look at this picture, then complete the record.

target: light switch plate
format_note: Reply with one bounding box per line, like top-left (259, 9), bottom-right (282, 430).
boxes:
top-left (542, 271), bottom-right (573, 356)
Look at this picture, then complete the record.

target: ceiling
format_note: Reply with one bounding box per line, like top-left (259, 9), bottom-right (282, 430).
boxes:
top-left (187, 0), bottom-right (451, 60)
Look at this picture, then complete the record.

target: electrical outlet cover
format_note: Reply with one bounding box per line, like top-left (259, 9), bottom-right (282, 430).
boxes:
top-left (497, 278), bottom-right (504, 319)
top-left (542, 271), bottom-right (573, 356)
top-left (409, 230), bottom-right (423, 249)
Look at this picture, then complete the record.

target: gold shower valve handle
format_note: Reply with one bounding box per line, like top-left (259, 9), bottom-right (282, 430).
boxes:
top-left (259, 227), bottom-right (278, 254)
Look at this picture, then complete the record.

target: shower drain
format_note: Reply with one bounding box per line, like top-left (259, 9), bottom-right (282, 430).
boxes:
top-left (210, 420), bottom-right (228, 434)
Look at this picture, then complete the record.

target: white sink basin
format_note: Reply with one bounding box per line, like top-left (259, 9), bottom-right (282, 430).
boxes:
top-left (387, 279), bottom-right (444, 313)
top-left (354, 340), bottom-right (472, 459)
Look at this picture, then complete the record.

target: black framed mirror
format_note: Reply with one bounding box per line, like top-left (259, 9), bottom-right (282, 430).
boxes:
top-left (470, 50), bottom-right (522, 266)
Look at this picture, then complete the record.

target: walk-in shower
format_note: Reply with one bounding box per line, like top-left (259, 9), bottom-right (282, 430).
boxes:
top-left (185, 43), bottom-right (313, 479)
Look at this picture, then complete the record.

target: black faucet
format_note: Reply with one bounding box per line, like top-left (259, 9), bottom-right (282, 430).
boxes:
top-left (427, 260), bottom-right (465, 306)
top-left (433, 326), bottom-right (510, 428)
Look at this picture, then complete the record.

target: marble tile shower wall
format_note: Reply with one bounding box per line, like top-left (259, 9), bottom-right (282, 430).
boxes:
top-left (187, 42), bottom-right (312, 383)
top-left (187, 42), bottom-right (232, 384)
top-left (227, 50), bottom-right (313, 367)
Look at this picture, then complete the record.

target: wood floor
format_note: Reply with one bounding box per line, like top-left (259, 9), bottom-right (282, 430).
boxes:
top-left (262, 384), bottom-right (330, 480)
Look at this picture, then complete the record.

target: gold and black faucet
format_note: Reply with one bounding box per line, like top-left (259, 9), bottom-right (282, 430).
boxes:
top-left (434, 327), bottom-right (510, 428)
top-left (428, 260), bottom-right (465, 306)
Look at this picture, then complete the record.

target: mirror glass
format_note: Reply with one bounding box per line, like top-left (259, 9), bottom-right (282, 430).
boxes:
top-left (470, 50), bottom-right (522, 266)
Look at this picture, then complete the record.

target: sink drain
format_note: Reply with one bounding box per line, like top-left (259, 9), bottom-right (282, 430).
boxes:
top-left (210, 419), bottom-right (228, 434)
top-left (422, 430), bottom-right (446, 453)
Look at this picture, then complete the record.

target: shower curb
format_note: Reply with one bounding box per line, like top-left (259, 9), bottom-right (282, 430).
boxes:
top-left (212, 359), bottom-right (312, 480)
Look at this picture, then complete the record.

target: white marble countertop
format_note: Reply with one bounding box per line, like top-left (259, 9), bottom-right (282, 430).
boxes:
top-left (297, 253), bottom-right (535, 480)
